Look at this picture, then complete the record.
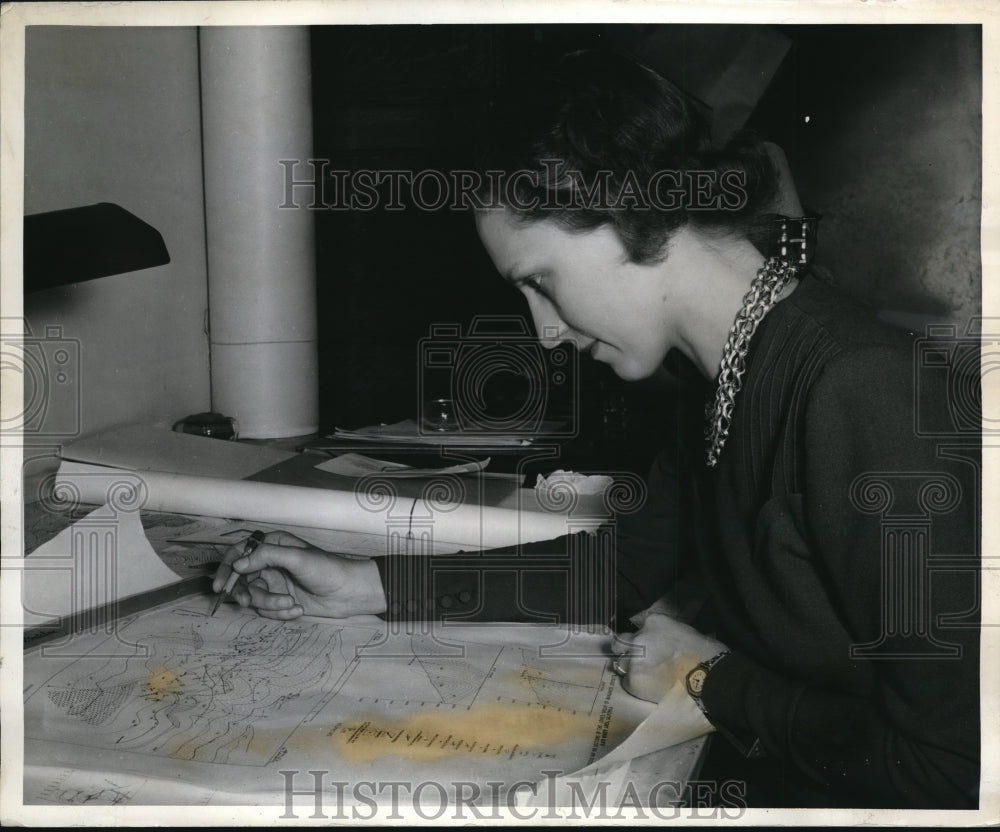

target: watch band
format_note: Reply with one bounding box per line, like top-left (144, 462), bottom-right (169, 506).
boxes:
top-left (684, 650), bottom-right (766, 758)
top-left (685, 650), bottom-right (731, 714)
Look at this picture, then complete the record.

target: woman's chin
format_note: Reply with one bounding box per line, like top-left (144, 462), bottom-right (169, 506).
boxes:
top-left (602, 355), bottom-right (651, 382)
top-left (587, 344), bottom-right (655, 380)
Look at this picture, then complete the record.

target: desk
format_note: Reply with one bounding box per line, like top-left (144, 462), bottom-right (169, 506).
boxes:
top-left (20, 431), bottom-right (707, 816)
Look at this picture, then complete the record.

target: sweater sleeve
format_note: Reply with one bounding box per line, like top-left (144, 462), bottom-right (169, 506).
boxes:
top-left (371, 530), bottom-right (616, 625)
top-left (370, 445), bottom-right (694, 627)
top-left (701, 344), bottom-right (980, 808)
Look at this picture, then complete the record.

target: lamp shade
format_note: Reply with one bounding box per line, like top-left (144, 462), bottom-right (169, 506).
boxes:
top-left (23, 202), bottom-right (170, 292)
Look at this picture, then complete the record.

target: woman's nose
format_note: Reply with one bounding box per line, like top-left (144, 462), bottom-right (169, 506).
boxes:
top-left (526, 297), bottom-right (568, 349)
top-left (537, 322), bottom-right (568, 349)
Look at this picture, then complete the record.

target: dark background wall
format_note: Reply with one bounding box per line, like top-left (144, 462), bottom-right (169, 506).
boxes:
top-left (310, 24), bottom-right (981, 471)
top-left (310, 25), bottom-right (619, 438)
top-left (750, 25), bottom-right (981, 323)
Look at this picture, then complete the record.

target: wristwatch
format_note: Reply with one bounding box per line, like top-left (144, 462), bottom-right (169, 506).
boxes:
top-left (685, 650), bottom-right (730, 714)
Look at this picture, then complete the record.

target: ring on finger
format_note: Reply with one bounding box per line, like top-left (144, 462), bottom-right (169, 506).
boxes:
top-left (611, 657), bottom-right (628, 678)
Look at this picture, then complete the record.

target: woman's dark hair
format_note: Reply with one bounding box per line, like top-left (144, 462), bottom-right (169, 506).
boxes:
top-left (476, 50), bottom-right (781, 264)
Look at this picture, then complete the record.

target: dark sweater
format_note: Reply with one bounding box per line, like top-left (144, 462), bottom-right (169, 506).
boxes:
top-left (373, 274), bottom-right (980, 808)
top-left (693, 274), bottom-right (979, 808)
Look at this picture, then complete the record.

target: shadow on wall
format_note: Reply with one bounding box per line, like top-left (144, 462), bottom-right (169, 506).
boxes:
top-left (754, 25), bottom-right (981, 324)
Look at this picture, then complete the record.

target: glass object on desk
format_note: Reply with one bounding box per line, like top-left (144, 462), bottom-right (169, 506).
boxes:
top-left (602, 394), bottom-right (629, 438)
top-left (422, 397), bottom-right (459, 432)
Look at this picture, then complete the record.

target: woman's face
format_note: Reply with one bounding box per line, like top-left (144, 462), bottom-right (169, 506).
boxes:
top-left (475, 209), bottom-right (676, 381)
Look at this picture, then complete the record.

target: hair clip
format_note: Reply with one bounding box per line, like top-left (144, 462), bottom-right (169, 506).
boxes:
top-left (775, 214), bottom-right (821, 267)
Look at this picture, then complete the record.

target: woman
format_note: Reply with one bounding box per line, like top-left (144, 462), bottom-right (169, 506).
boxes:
top-left (215, 50), bottom-right (979, 808)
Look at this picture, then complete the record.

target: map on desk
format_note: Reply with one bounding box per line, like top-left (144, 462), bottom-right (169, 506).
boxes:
top-left (23, 598), bottom-right (669, 808)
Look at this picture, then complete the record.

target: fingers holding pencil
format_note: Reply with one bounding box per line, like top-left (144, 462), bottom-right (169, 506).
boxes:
top-left (211, 529), bottom-right (266, 616)
top-left (212, 530), bottom-right (311, 589)
top-left (208, 530), bottom-right (385, 620)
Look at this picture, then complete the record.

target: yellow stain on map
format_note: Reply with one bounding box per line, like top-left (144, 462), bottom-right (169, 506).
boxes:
top-left (144, 665), bottom-right (182, 700)
top-left (328, 705), bottom-right (592, 762)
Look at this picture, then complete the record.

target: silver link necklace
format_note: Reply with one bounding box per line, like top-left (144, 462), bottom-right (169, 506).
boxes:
top-left (704, 255), bottom-right (799, 468)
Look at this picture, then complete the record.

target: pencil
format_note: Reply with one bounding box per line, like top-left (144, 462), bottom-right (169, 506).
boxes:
top-left (211, 530), bottom-right (266, 616)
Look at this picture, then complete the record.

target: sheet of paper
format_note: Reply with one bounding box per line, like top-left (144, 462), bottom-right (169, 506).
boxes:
top-left (21, 600), bottom-right (700, 810)
top-left (314, 452), bottom-right (492, 478)
top-left (536, 469), bottom-right (615, 497)
top-left (523, 689), bottom-right (713, 807)
top-left (21, 507), bottom-right (186, 627)
top-left (520, 739), bottom-right (708, 809)
top-left (59, 425), bottom-right (296, 480)
top-left (139, 513), bottom-right (236, 577)
top-left (332, 419), bottom-right (533, 446)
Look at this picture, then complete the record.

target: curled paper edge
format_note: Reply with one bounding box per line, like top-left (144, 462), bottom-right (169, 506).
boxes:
top-left (535, 469), bottom-right (615, 496)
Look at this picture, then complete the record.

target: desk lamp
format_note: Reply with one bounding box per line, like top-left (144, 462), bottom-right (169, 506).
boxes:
top-left (23, 202), bottom-right (170, 292)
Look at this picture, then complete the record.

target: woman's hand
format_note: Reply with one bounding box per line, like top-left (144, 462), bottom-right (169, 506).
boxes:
top-left (212, 530), bottom-right (387, 620)
top-left (612, 613), bottom-right (727, 704)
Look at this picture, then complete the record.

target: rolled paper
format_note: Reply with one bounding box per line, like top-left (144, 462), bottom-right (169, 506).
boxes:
top-left (211, 341), bottom-right (318, 438)
top-left (200, 26), bottom-right (319, 438)
top-left (55, 461), bottom-right (598, 551)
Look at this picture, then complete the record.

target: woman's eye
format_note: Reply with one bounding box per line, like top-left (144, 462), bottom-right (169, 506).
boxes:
top-left (521, 275), bottom-right (547, 295)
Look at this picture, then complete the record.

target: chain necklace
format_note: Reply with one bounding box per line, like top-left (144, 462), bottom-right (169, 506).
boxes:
top-left (705, 255), bottom-right (799, 468)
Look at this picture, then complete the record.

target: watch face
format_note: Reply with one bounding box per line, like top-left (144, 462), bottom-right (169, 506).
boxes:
top-left (687, 667), bottom-right (707, 696)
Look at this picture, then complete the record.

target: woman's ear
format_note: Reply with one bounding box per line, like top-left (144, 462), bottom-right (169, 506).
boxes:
top-left (762, 141), bottom-right (804, 217)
